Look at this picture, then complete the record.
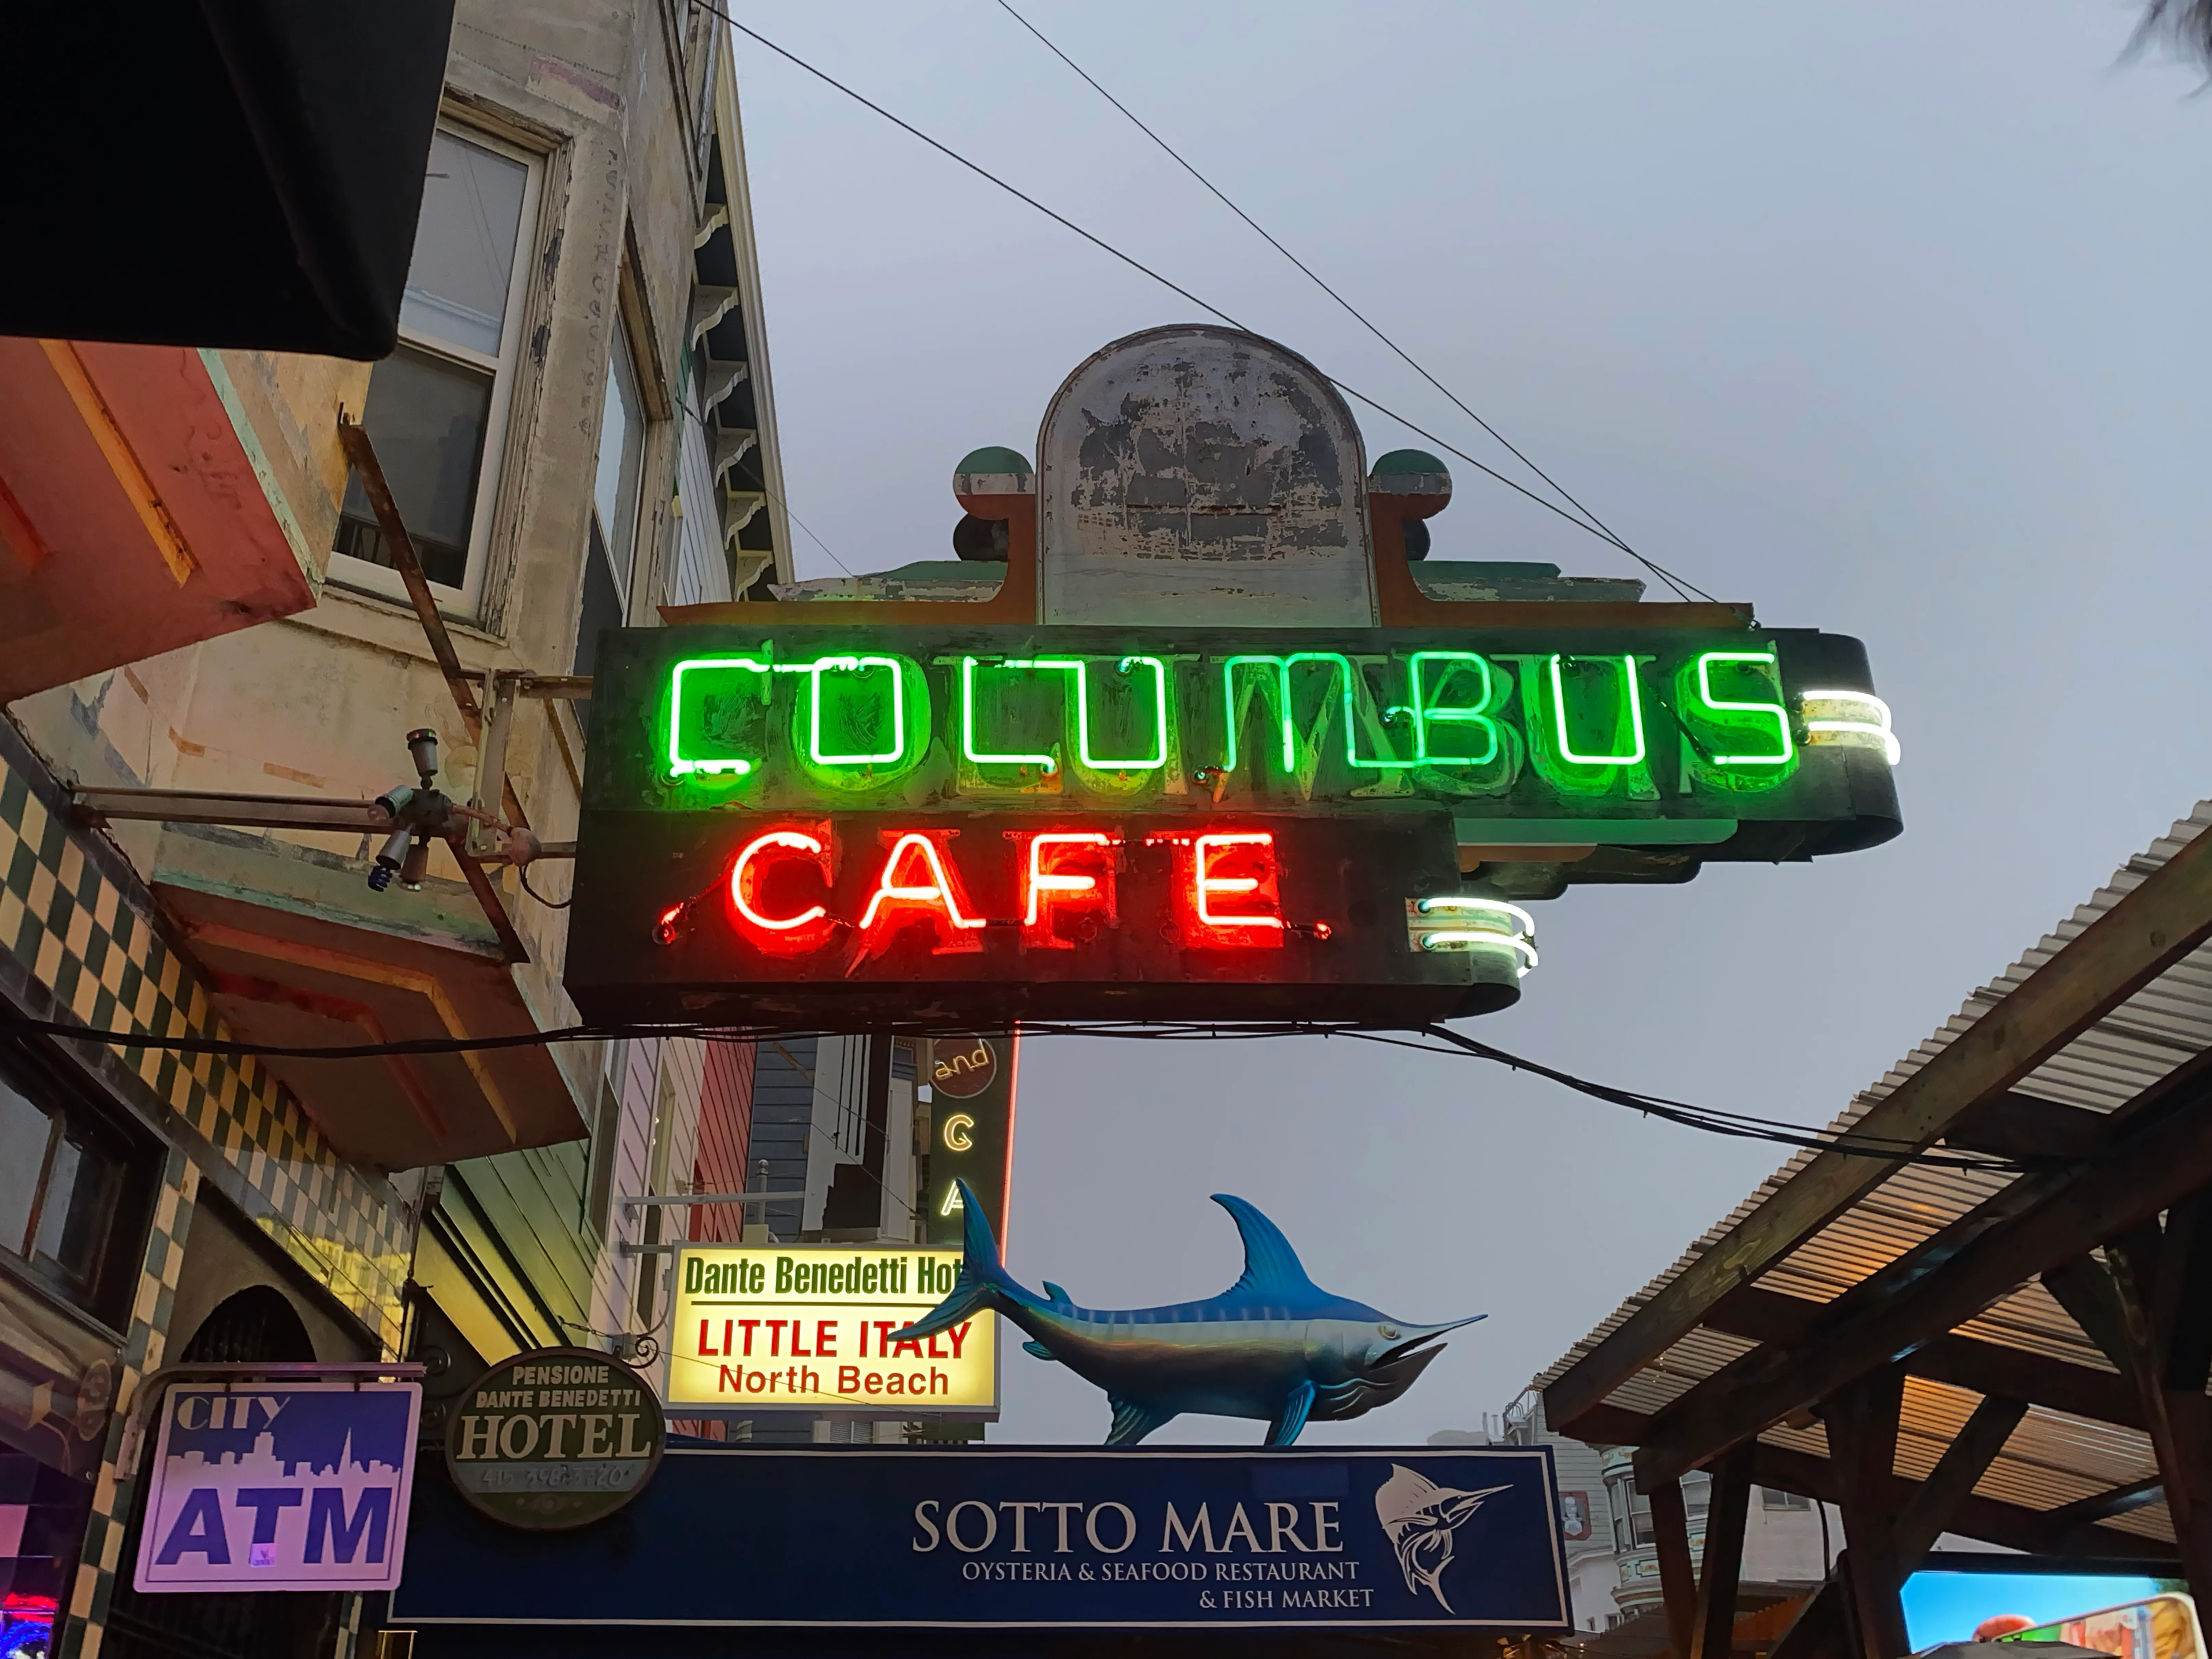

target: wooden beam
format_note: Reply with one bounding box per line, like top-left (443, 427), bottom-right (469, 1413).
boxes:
top-left (1556, 1402), bottom-right (2176, 1560)
top-left (1828, 1368), bottom-right (1909, 1659)
top-left (1893, 1395), bottom-right (2028, 1565)
top-left (1757, 1443), bottom-right (2176, 1561)
top-left (1770, 1580), bottom-right (1851, 1659)
top-left (1943, 1092), bottom-right (2109, 1163)
top-left (1707, 1286), bottom-right (2144, 1432)
top-left (2045, 1477), bottom-right (2164, 1529)
top-left (2151, 1197), bottom-right (2212, 1392)
top-left (1650, 1477), bottom-right (1698, 1659)
top-left (2104, 1236), bottom-right (2212, 1597)
top-left (1628, 1090), bottom-right (2212, 1486)
top-left (1543, 820), bottom-right (2212, 1437)
top-left (1690, 1442), bottom-right (1757, 1659)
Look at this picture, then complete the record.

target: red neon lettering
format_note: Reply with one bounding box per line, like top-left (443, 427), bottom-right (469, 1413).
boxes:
top-left (727, 827), bottom-right (834, 952)
top-left (1195, 832), bottom-right (1284, 932)
top-left (1020, 831), bottom-right (1117, 947)
top-left (855, 831), bottom-right (986, 956)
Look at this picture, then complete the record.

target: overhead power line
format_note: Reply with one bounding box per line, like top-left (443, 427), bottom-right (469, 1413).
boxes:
top-left (3, 1006), bottom-right (2047, 1175)
top-left (992, 2), bottom-right (1714, 606)
top-left (703, 3), bottom-right (1718, 594)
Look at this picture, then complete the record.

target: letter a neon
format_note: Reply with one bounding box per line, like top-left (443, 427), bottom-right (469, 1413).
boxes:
top-left (859, 834), bottom-right (985, 933)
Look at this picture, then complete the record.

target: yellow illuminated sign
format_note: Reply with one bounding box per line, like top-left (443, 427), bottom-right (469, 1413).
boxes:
top-left (666, 1245), bottom-right (996, 1418)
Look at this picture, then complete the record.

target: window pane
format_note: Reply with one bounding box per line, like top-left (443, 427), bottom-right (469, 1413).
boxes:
top-left (593, 332), bottom-right (645, 588)
top-left (402, 130), bottom-right (529, 357)
top-left (570, 515), bottom-right (626, 725)
top-left (337, 344), bottom-right (496, 588)
top-left (30, 1128), bottom-right (119, 1297)
top-left (51, 1134), bottom-right (122, 1291)
top-left (0, 1076), bottom-right (52, 1254)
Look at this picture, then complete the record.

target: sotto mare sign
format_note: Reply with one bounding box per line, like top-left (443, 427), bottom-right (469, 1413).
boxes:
top-left (134, 1381), bottom-right (421, 1594)
top-left (390, 1446), bottom-right (1569, 1631)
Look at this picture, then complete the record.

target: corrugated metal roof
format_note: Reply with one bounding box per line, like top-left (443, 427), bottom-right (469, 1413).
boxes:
top-left (1528, 801), bottom-right (2212, 1546)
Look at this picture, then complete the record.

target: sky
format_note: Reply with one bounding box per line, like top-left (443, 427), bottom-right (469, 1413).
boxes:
top-left (726, 2), bottom-right (2212, 1446)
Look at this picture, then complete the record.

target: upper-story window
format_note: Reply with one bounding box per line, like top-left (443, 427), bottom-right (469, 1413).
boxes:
top-left (0, 1042), bottom-right (150, 1327)
top-left (572, 324), bottom-right (647, 683)
top-left (333, 123), bottom-right (541, 613)
top-left (1604, 1473), bottom-right (1654, 1552)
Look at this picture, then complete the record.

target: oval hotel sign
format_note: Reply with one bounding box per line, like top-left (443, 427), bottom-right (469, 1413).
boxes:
top-left (445, 1348), bottom-right (665, 1530)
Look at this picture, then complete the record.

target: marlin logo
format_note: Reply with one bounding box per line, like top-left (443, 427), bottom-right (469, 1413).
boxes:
top-left (890, 1181), bottom-right (1482, 1447)
top-left (1374, 1465), bottom-right (1510, 1613)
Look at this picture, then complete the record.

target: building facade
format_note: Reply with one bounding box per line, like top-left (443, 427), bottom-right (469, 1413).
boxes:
top-left (0, 5), bottom-right (792, 1657)
top-left (1495, 1391), bottom-right (1836, 1639)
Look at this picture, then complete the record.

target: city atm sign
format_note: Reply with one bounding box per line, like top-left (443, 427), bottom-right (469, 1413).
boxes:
top-left (568, 624), bottom-right (1899, 1027)
top-left (667, 1245), bottom-right (998, 1419)
top-left (133, 1380), bottom-right (421, 1594)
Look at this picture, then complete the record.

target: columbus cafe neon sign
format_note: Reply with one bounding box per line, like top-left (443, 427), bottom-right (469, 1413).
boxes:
top-left (565, 623), bottom-right (1899, 1029)
top-left (698, 822), bottom-right (1306, 961)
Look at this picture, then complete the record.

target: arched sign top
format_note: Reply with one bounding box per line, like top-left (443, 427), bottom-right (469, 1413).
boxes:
top-left (1036, 325), bottom-right (1377, 627)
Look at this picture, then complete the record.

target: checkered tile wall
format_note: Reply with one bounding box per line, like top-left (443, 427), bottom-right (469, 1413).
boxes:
top-left (0, 717), bottom-right (411, 1659)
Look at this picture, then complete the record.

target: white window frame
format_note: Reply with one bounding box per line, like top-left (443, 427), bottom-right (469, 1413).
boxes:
top-left (331, 119), bottom-right (545, 618)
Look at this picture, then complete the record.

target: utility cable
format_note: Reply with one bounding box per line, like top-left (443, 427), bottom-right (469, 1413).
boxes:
top-left (704, 3), bottom-right (1707, 575)
top-left (993, 1), bottom-right (1715, 606)
top-left (1, 1005), bottom-right (2050, 1175)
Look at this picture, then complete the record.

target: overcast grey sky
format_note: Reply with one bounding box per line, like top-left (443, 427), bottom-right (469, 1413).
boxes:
top-left (729, 2), bottom-right (2212, 1445)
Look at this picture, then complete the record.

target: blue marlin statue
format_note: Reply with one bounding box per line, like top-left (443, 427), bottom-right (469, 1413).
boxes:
top-left (890, 1180), bottom-right (1483, 1447)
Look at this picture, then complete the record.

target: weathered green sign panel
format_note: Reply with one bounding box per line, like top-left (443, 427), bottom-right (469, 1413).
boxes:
top-left (445, 1348), bottom-right (664, 1531)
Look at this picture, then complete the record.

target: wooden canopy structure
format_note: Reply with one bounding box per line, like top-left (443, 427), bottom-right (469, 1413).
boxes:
top-left (1534, 801), bottom-right (2212, 1659)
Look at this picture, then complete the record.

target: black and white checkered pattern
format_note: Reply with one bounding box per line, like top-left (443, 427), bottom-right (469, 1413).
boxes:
top-left (0, 718), bottom-right (411, 1659)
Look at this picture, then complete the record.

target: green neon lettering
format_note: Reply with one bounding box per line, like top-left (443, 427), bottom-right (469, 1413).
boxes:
top-left (1220, 654), bottom-right (1405, 776)
top-left (1693, 651), bottom-right (1793, 766)
top-left (1547, 655), bottom-right (1645, 767)
top-left (667, 653), bottom-right (771, 777)
top-left (961, 658), bottom-right (1060, 772)
top-left (1033, 657), bottom-right (1169, 771)
top-left (1410, 652), bottom-right (1503, 766)
top-left (787, 655), bottom-right (907, 766)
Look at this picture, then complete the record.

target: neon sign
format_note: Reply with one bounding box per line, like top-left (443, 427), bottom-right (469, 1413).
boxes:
top-left (569, 623), bottom-right (1898, 1029)
top-left (569, 810), bottom-right (1501, 1027)
top-left (637, 625), bottom-right (1895, 825)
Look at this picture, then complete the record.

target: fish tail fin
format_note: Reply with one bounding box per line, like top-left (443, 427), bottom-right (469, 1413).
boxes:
top-left (889, 1179), bottom-right (1030, 1341)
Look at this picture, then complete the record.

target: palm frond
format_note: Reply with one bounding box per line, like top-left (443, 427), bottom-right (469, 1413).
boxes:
top-left (2131, 0), bottom-right (2212, 72)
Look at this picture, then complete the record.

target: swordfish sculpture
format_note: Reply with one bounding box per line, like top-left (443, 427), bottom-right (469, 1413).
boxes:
top-left (890, 1181), bottom-right (1483, 1447)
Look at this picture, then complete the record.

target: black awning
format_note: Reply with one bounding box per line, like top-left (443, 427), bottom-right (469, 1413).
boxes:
top-left (0, 1), bottom-right (455, 358)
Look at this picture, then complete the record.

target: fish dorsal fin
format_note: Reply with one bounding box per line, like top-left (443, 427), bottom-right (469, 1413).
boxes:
top-left (1213, 1194), bottom-right (1319, 1297)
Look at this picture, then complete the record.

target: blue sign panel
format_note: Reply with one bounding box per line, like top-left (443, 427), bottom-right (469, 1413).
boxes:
top-left (133, 1381), bottom-right (421, 1594)
top-left (393, 1445), bottom-right (1568, 1631)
